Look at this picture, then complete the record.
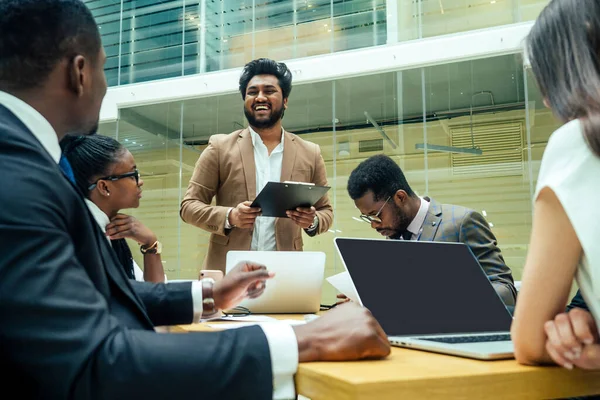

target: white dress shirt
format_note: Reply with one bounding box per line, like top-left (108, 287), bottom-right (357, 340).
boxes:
top-left (405, 197), bottom-right (430, 240)
top-left (0, 90), bottom-right (299, 400)
top-left (249, 126), bottom-right (284, 251)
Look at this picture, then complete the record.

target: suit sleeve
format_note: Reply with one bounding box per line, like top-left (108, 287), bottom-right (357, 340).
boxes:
top-left (0, 169), bottom-right (273, 399)
top-left (130, 280), bottom-right (194, 326)
top-left (459, 211), bottom-right (517, 307)
top-left (180, 135), bottom-right (230, 236)
top-left (307, 143), bottom-right (333, 236)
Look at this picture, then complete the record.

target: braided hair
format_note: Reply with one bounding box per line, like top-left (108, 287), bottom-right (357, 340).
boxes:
top-left (60, 135), bottom-right (125, 196)
top-left (60, 134), bottom-right (135, 279)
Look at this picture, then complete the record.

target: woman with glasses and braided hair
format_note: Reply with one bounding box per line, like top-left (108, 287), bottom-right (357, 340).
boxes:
top-left (61, 134), bottom-right (165, 282)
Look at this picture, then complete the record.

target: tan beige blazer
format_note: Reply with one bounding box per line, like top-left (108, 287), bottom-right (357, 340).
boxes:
top-left (180, 128), bottom-right (333, 273)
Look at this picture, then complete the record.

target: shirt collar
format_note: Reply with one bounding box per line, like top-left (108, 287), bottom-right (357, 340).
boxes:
top-left (248, 126), bottom-right (285, 152)
top-left (406, 196), bottom-right (430, 235)
top-left (84, 199), bottom-right (111, 234)
top-left (0, 90), bottom-right (62, 163)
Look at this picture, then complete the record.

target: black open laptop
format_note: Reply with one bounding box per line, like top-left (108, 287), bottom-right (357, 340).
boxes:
top-left (334, 237), bottom-right (514, 360)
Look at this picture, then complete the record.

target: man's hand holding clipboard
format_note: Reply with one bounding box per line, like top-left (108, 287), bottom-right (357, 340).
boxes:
top-left (286, 206), bottom-right (317, 230)
top-left (227, 201), bottom-right (262, 229)
top-left (249, 181), bottom-right (331, 226)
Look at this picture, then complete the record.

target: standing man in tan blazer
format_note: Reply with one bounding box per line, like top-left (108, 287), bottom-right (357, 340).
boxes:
top-left (180, 58), bottom-right (333, 273)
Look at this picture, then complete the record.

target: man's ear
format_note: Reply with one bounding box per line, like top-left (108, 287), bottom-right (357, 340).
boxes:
top-left (283, 97), bottom-right (288, 109)
top-left (393, 190), bottom-right (408, 206)
top-left (67, 55), bottom-right (86, 97)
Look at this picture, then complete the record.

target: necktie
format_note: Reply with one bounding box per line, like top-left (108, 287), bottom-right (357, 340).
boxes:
top-left (401, 230), bottom-right (413, 241)
top-left (59, 154), bottom-right (76, 185)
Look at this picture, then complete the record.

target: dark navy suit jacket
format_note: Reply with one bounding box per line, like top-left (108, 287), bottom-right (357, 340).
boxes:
top-left (0, 105), bottom-right (273, 399)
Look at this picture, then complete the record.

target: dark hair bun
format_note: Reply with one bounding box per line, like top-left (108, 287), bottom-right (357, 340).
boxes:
top-left (60, 135), bottom-right (86, 154)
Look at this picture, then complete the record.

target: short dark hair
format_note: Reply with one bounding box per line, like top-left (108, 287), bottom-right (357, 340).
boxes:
top-left (239, 58), bottom-right (293, 100)
top-left (0, 0), bottom-right (101, 90)
top-left (347, 154), bottom-right (415, 201)
top-left (527, 0), bottom-right (600, 157)
top-left (60, 135), bottom-right (125, 196)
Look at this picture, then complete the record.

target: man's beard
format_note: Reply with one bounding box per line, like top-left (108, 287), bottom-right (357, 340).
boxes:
top-left (387, 202), bottom-right (411, 239)
top-left (244, 104), bottom-right (284, 129)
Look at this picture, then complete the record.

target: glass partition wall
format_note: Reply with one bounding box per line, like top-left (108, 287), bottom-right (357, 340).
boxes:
top-left (86, 0), bottom-right (552, 87)
top-left (102, 53), bottom-right (561, 303)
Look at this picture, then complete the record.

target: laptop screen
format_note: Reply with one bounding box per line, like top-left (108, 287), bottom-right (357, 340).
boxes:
top-left (335, 238), bottom-right (513, 336)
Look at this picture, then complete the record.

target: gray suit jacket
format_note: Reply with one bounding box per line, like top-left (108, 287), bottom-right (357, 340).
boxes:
top-left (418, 197), bottom-right (517, 306)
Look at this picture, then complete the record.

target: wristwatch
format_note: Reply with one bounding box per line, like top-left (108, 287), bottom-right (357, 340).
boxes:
top-left (140, 240), bottom-right (162, 255)
top-left (225, 207), bottom-right (236, 229)
top-left (201, 277), bottom-right (218, 318)
top-left (307, 215), bottom-right (319, 231)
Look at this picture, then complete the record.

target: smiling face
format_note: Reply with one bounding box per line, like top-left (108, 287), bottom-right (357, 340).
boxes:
top-left (243, 74), bottom-right (288, 129)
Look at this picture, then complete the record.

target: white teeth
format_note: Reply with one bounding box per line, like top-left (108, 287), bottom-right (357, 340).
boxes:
top-left (255, 105), bottom-right (269, 110)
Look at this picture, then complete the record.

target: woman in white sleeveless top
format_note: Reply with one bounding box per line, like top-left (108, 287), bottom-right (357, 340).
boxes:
top-left (511, 0), bottom-right (600, 370)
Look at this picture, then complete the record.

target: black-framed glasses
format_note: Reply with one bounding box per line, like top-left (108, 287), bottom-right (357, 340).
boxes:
top-left (359, 196), bottom-right (391, 224)
top-left (88, 169), bottom-right (140, 191)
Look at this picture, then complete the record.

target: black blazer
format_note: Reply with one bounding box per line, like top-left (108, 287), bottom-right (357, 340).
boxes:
top-left (567, 290), bottom-right (589, 312)
top-left (0, 105), bottom-right (273, 399)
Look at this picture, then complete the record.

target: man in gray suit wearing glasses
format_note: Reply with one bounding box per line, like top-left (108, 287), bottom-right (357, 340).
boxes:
top-left (346, 154), bottom-right (517, 308)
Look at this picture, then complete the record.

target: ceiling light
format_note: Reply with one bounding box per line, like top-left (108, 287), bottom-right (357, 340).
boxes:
top-left (415, 143), bottom-right (482, 155)
top-left (365, 111), bottom-right (398, 149)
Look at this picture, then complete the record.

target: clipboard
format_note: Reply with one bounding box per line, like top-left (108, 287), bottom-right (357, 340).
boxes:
top-left (250, 181), bottom-right (330, 218)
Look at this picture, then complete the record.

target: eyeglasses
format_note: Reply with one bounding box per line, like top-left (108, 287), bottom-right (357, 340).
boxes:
top-left (359, 196), bottom-right (391, 224)
top-left (88, 169), bottom-right (140, 191)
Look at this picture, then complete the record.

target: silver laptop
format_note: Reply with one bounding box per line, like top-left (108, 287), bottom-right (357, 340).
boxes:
top-left (334, 237), bottom-right (514, 360)
top-left (225, 251), bottom-right (325, 314)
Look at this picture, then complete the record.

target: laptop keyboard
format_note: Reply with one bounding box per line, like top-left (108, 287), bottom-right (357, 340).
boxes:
top-left (416, 333), bottom-right (511, 344)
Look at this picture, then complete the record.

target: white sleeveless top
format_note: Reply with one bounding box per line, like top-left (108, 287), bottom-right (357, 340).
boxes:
top-left (535, 119), bottom-right (600, 318)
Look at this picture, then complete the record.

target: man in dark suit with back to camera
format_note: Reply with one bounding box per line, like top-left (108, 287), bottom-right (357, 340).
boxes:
top-left (346, 154), bottom-right (517, 307)
top-left (0, 1), bottom-right (390, 399)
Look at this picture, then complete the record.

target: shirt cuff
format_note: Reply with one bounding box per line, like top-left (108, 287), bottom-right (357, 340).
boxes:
top-left (191, 280), bottom-right (204, 322)
top-left (260, 323), bottom-right (299, 400)
top-left (224, 207), bottom-right (233, 229)
top-left (305, 216), bottom-right (319, 233)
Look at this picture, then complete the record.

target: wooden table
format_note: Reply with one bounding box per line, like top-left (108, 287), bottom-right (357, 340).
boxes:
top-left (177, 316), bottom-right (600, 399)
